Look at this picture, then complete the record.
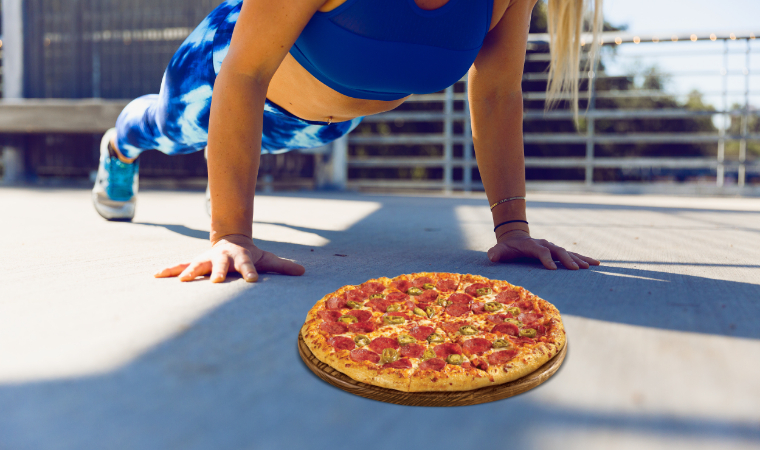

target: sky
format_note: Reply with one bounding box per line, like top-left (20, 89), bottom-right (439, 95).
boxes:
top-left (599, 0), bottom-right (760, 111)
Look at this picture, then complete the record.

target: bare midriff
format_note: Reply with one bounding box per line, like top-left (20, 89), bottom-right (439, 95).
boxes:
top-left (265, 0), bottom-right (508, 123)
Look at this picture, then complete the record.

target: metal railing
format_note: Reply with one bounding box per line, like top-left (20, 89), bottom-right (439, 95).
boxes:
top-left (345, 31), bottom-right (760, 192)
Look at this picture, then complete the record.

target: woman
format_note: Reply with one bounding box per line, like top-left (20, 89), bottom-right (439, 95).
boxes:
top-left (92, 0), bottom-right (602, 283)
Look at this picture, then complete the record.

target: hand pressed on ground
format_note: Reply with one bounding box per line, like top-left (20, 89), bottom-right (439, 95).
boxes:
top-left (487, 230), bottom-right (600, 270)
top-left (154, 234), bottom-right (305, 282)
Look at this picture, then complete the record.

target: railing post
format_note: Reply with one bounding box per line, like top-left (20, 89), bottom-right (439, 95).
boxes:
top-left (585, 59), bottom-right (598, 187)
top-left (463, 78), bottom-right (473, 193)
top-left (331, 135), bottom-right (349, 190)
top-left (443, 86), bottom-right (454, 193)
top-left (717, 38), bottom-right (728, 188)
top-left (739, 37), bottom-right (750, 188)
top-left (1, 0), bottom-right (26, 184)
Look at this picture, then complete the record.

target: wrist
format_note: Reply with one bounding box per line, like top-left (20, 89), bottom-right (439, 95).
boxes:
top-left (496, 227), bottom-right (530, 243)
top-left (210, 231), bottom-right (252, 246)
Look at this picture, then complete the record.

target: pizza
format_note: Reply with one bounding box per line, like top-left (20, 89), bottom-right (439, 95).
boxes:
top-left (301, 273), bottom-right (566, 392)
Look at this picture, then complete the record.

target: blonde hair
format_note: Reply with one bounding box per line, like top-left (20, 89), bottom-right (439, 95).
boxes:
top-left (546, 0), bottom-right (604, 117)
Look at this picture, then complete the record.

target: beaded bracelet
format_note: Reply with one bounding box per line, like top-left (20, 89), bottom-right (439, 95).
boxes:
top-left (490, 196), bottom-right (526, 210)
top-left (494, 220), bottom-right (529, 233)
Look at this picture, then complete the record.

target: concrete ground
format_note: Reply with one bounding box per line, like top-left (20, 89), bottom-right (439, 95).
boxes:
top-left (1, 186), bottom-right (759, 450)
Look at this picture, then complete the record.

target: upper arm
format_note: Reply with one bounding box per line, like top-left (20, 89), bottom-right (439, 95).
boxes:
top-left (222, 0), bottom-right (326, 83)
top-left (469, 0), bottom-right (538, 100)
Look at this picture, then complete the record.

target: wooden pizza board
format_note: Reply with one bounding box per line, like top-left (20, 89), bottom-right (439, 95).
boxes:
top-left (298, 328), bottom-right (567, 407)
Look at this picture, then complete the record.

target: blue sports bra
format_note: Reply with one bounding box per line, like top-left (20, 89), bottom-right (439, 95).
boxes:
top-left (290, 0), bottom-right (494, 101)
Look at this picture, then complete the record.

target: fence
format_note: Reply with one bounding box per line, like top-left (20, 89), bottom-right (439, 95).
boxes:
top-left (346, 31), bottom-right (760, 192)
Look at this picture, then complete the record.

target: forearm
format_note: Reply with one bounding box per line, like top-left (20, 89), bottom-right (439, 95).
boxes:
top-left (469, 87), bottom-right (528, 237)
top-left (207, 68), bottom-right (267, 244)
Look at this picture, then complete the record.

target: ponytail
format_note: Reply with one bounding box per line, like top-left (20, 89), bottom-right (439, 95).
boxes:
top-left (546, 0), bottom-right (603, 117)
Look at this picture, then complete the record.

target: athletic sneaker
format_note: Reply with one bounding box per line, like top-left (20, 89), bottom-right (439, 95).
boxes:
top-left (92, 128), bottom-right (139, 221)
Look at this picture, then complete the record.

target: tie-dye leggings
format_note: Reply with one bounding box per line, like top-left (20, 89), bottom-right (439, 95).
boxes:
top-left (115, 0), bottom-right (363, 160)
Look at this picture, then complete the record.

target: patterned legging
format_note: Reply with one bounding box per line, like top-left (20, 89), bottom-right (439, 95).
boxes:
top-left (115, 0), bottom-right (362, 160)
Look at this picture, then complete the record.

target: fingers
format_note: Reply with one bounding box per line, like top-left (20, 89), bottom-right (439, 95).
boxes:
top-left (211, 253), bottom-right (230, 283)
top-left (572, 252), bottom-right (601, 266)
top-left (532, 245), bottom-right (557, 270)
top-left (257, 252), bottom-right (306, 277)
top-left (547, 244), bottom-right (579, 270)
top-left (233, 251), bottom-right (259, 283)
top-left (487, 243), bottom-right (509, 263)
top-left (155, 263), bottom-right (190, 278)
top-left (569, 253), bottom-right (590, 269)
top-left (178, 260), bottom-right (212, 282)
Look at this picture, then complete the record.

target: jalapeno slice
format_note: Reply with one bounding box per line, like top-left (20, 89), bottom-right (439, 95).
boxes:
top-left (398, 334), bottom-right (416, 345)
top-left (484, 302), bottom-right (502, 312)
top-left (407, 287), bottom-right (423, 296)
top-left (476, 287), bottom-right (493, 296)
top-left (338, 314), bottom-right (358, 324)
top-left (386, 304), bottom-right (401, 312)
top-left (413, 307), bottom-right (426, 317)
top-left (422, 283), bottom-right (436, 290)
top-left (354, 335), bottom-right (370, 347)
top-left (437, 298), bottom-right (452, 307)
top-left (381, 348), bottom-right (399, 364)
top-left (346, 300), bottom-right (362, 309)
top-left (492, 338), bottom-right (511, 349)
top-left (425, 306), bottom-right (436, 318)
top-left (427, 333), bottom-right (445, 344)
top-left (506, 318), bottom-right (524, 327)
top-left (459, 325), bottom-right (478, 336)
top-left (520, 328), bottom-right (537, 338)
top-left (369, 293), bottom-right (385, 299)
top-left (446, 354), bottom-right (464, 365)
top-left (507, 307), bottom-right (521, 316)
top-left (383, 315), bottom-right (405, 325)
top-left (421, 348), bottom-right (437, 361)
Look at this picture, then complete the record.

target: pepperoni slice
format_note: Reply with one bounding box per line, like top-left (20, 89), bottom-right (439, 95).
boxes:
top-left (350, 349), bottom-right (381, 364)
top-left (346, 289), bottom-right (369, 303)
top-left (369, 337), bottom-right (399, 353)
top-left (386, 292), bottom-right (409, 303)
top-left (418, 358), bottom-right (446, 371)
top-left (496, 289), bottom-right (521, 304)
top-left (409, 326), bottom-right (435, 341)
top-left (441, 322), bottom-right (462, 334)
top-left (346, 310), bottom-right (372, 322)
top-left (391, 279), bottom-right (411, 292)
top-left (471, 302), bottom-right (487, 315)
top-left (362, 282), bottom-right (385, 295)
top-left (348, 321), bottom-right (376, 334)
top-left (519, 312), bottom-right (544, 326)
top-left (436, 279), bottom-right (458, 292)
top-left (488, 349), bottom-right (519, 365)
top-left (512, 336), bottom-right (536, 345)
top-left (517, 300), bottom-right (534, 311)
top-left (434, 343), bottom-right (463, 359)
top-left (320, 321), bottom-right (348, 335)
top-left (400, 343), bottom-right (425, 358)
top-left (326, 296), bottom-right (347, 310)
top-left (366, 299), bottom-right (390, 313)
top-left (448, 293), bottom-right (473, 304)
top-left (465, 283), bottom-right (490, 297)
top-left (411, 277), bottom-right (433, 288)
top-left (328, 336), bottom-right (355, 351)
top-left (486, 313), bottom-right (509, 324)
top-left (462, 338), bottom-right (491, 355)
top-left (385, 358), bottom-right (413, 369)
top-left (318, 310), bottom-right (342, 322)
top-left (416, 290), bottom-right (439, 304)
top-left (469, 357), bottom-right (489, 371)
top-left (491, 323), bottom-right (520, 336)
top-left (446, 303), bottom-right (470, 317)
top-left (535, 323), bottom-right (546, 337)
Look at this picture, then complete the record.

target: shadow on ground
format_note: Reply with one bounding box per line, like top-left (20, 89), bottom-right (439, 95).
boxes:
top-left (3, 193), bottom-right (759, 449)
